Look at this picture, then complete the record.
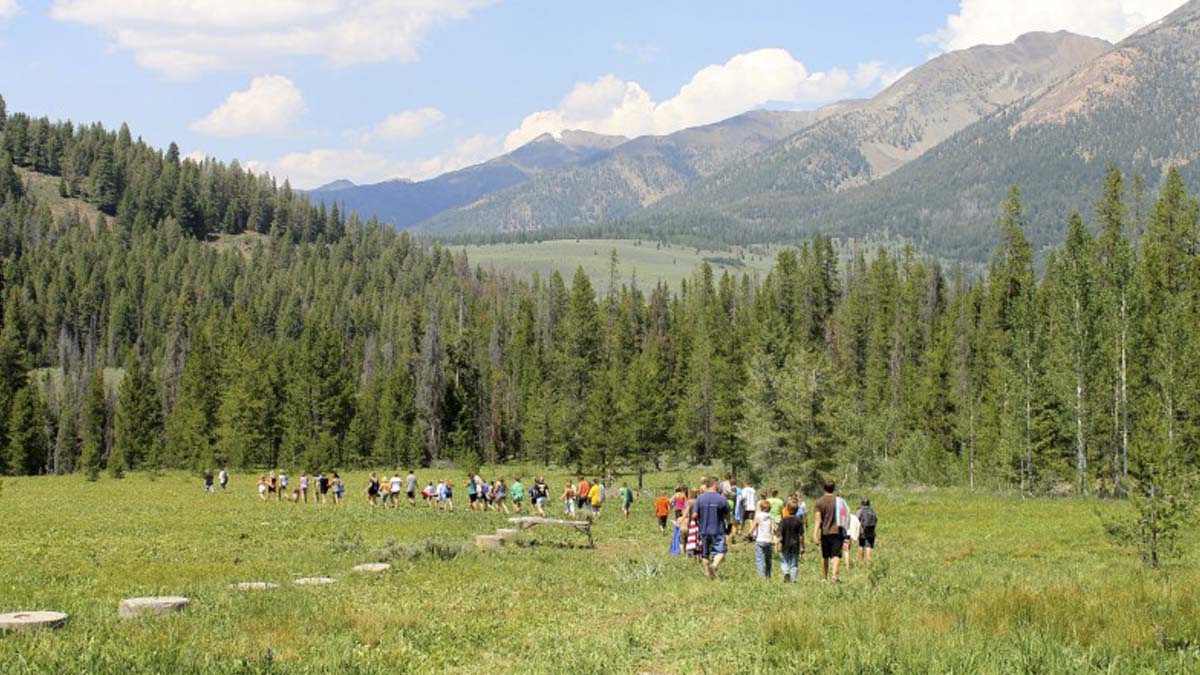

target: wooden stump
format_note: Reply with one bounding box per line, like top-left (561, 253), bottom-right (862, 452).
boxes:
top-left (118, 596), bottom-right (190, 618)
top-left (475, 534), bottom-right (502, 551)
top-left (0, 611), bottom-right (68, 631)
top-left (229, 582), bottom-right (279, 591)
top-left (350, 563), bottom-right (391, 574)
top-left (293, 576), bottom-right (336, 586)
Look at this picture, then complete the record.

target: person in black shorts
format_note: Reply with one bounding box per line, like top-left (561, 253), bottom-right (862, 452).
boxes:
top-left (856, 498), bottom-right (878, 563)
top-left (813, 479), bottom-right (844, 582)
top-left (366, 472), bottom-right (380, 507)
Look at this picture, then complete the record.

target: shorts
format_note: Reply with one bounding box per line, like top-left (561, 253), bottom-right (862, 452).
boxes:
top-left (743, 510), bottom-right (756, 526)
top-left (469, 493), bottom-right (478, 503)
top-left (859, 527), bottom-right (876, 549)
top-left (658, 515), bottom-right (668, 528)
top-left (820, 534), bottom-right (843, 560)
top-left (407, 490), bottom-right (415, 500)
top-left (700, 534), bottom-right (727, 559)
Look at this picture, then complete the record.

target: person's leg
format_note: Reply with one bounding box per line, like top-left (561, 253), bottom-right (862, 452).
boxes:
top-left (830, 554), bottom-right (841, 581)
top-left (842, 540), bottom-right (852, 570)
top-left (821, 557), bottom-right (829, 581)
top-left (755, 544), bottom-right (768, 578)
top-left (765, 544), bottom-right (773, 578)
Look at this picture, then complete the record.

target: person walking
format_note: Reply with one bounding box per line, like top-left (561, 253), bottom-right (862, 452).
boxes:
top-left (511, 476), bottom-right (525, 513)
top-left (218, 466), bottom-right (228, 490)
top-left (299, 473), bottom-right (309, 504)
top-left (751, 499), bottom-right (777, 579)
top-left (388, 473), bottom-right (403, 509)
top-left (813, 479), bottom-right (845, 582)
top-left (856, 498), bottom-right (878, 563)
top-left (331, 473), bottom-right (345, 505)
top-left (843, 509), bottom-right (861, 570)
top-left (278, 470), bottom-right (288, 501)
top-left (779, 498), bottom-right (805, 583)
top-left (257, 475), bottom-right (269, 501)
top-left (203, 470), bottom-right (215, 493)
top-left (619, 483), bottom-right (634, 519)
top-left (739, 480), bottom-right (757, 539)
top-left (694, 478), bottom-right (730, 579)
top-left (562, 483), bottom-right (576, 517)
top-left (654, 492), bottom-right (671, 533)
top-left (534, 477), bottom-right (549, 516)
top-left (406, 470), bottom-right (418, 506)
top-left (366, 473), bottom-right (381, 507)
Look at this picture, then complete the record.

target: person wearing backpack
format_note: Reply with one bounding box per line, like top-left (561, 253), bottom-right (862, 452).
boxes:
top-left (856, 498), bottom-right (878, 563)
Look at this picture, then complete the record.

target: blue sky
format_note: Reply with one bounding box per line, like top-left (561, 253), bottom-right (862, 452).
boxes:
top-left (0, 1), bottom-right (1181, 187)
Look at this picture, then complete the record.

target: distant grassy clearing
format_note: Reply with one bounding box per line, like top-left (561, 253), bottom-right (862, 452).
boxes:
top-left (456, 239), bottom-right (779, 291)
top-left (0, 470), bottom-right (1197, 673)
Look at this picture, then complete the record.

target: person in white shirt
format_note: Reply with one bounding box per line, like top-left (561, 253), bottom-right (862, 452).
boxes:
top-left (738, 481), bottom-right (757, 538)
top-left (843, 511), bottom-right (862, 570)
top-left (218, 467), bottom-right (228, 490)
top-left (435, 480), bottom-right (447, 511)
top-left (389, 473), bottom-right (403, 509)
top-left (278, 470), bottom-right (288, 502)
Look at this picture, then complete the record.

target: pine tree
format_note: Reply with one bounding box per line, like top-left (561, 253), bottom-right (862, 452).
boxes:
top-left (88, 143), bottom-right (120, 215)
top-left (79, 369), bottom-right (107, 481)
top-left (112, 349), bottom-right (162, 474)
top-left (6, 386), bottom-right (48, 475)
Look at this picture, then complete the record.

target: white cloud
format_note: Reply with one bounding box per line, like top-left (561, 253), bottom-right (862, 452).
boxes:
top-left (191, 75), bottom-right (305, 138)
top-left (0, 1), bottom-right (21, 19)
top-left (50, 0), bottom-right (496, 78)
top-left (183, 150), bottom-right (208, 163)
top-left (503, 48), bottom-right (899, 151)
top-left (925, 0), bottom-right (1179, 52)
top-left (350, 107), bottom-right (445, 144)
top-left (248, 134), bottom-right (499, 188)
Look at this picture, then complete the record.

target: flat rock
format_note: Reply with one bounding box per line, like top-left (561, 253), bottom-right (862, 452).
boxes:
top-left (350, 563), bottom-right (391, 573)
top-left (475, 534), bottom-right (502, 551)
top-left (229, 582), bottom-right (279, 591)
top-left (118, 596), bottom-right (190, 618)
top-left (495, 528), bottom-right (521, 542)
top-left (0, 611), bottom-right (69, 631)
top-left (293, 577), bottom-right (336, 586)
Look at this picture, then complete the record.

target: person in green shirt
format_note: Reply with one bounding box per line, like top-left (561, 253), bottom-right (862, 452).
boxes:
top-left (767, 488), bottom-right (785, 521)
top-left (511, 477), bottom-right (525, 513)
top-left (619, 483), bottom-right (634, 519)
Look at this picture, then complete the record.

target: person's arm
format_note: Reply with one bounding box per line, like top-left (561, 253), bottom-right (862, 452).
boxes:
top-left (813, 506), bottom-right (822, 545)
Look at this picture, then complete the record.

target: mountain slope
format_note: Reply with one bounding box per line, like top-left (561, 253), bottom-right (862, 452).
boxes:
top-left (417, 109), bottom-right (822, 234)
top-left (675, 31), bottom-right (1111, 202)
top-left (308, 130), bottom-right (624, 229)
top-left (646, 0), bottom-right (1200, 261)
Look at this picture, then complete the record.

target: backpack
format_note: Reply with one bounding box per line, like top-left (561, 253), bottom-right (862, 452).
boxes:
top-left (835, 497), bottom-right (850, 531)
top-left (859, 506), bottom-right (878, 528)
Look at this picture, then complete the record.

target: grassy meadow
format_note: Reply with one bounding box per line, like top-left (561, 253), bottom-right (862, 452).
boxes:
top-left (1, 469), bottom-right (1198, 674)
top-left (455, 240), bottom-right (778, 291)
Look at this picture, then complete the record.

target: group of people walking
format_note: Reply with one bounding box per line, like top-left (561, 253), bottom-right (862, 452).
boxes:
top-left (249, 470), bottom-right (347, 504)
top-left (660, 475), bottom-right (877, 582)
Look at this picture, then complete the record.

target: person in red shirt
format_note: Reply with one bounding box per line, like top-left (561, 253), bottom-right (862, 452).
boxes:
top-left (577, 476), bottom-right (590, 512)
top-left (654, 493), bottom-right (671, 533)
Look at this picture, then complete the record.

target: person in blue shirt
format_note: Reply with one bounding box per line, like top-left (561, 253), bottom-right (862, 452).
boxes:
top-left (694, 477), bottom-right (731, 579)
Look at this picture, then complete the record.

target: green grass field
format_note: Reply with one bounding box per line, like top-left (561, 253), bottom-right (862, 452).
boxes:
top-left (456, 240), bottom-right (778, 291)
top-left (1, 470), bottom-right (1197, 674)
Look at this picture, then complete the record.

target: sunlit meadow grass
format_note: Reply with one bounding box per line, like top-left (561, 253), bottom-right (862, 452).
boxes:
top-left (0, 469), bottom-right (1197, 673)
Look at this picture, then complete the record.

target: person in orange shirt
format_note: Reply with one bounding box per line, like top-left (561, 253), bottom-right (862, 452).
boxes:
top-left (654, 492), bottom-right (671, 533)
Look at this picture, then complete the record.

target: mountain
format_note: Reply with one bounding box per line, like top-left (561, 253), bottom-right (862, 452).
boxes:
top-left (671, 31), bottom-right (1111, 201)
top-left (417, 109), bottom-right (822, 234)
top-left (647, 1), bottom-right (1200, 261)
top-left (313, 179), bottom-right (356, 192)
top-left (307, 130), bottom-right (624, 229)
top-left (422, 30), bottom-right (1109, 237)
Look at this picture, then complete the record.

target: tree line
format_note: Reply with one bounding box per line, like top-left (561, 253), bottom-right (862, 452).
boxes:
top-left (0, 101), bottom-right (1196, 514)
